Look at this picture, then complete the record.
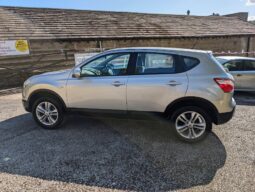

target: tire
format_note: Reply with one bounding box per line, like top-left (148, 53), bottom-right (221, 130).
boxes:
top-left (170, 106), bottom-right (212, 143)
top-left (32, 96), bottom-right (64, 129)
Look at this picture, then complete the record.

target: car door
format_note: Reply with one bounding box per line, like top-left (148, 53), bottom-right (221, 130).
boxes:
top-left (66, 53), bottom-right (131, 110)
top-left (238, 60), bottom-right (255, 90)
top-left (223, 60), bottom-right (243, 90)
top-left (127, 52), bottom-right (188, 112)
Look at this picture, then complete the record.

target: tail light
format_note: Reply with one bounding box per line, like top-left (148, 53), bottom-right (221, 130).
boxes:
top-left (214, 78), bottom-right (234, 93)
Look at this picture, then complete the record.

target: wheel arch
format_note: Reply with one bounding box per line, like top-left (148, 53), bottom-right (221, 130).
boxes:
top-left (164, 97), bottom-right (219, 124)
top-left (27, 89), bottom-right (67, 112)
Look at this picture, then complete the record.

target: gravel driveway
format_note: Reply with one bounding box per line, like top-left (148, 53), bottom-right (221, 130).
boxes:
top-left (0, 92), bottom-right (254, 192)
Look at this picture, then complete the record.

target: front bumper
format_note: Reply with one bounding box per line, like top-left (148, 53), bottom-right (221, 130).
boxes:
top-left (22, 99), bottom-right (30, 112)
top-left (215, 107), bottom-right (236, 125)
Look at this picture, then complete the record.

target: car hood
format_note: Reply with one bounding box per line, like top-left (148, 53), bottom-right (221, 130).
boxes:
top-left (39, 69), bottom-right (72, 77)
top-left (28, 69), bottom-right (73, 84)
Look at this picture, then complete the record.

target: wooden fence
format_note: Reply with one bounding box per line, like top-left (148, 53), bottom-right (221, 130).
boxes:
top-left (0, 49), bottom-right (101, 89)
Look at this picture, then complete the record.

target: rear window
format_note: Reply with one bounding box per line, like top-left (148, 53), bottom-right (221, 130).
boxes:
top-left (182, 56), bottom-right (200, 70)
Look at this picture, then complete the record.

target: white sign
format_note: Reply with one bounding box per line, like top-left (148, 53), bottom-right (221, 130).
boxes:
top-left (74, 53), bottom-right (98, 65)
top-left (0, 40), bottom-right (30, 56)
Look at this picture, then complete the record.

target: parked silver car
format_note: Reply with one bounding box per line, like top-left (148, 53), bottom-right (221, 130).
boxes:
top-left (22, 48), bottom-right (236, 142)
top-left (216, 56), bottom-right (255, 92)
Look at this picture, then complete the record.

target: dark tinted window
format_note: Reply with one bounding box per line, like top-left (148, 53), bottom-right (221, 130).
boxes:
top-left (183, 56), bottom-right (200, 70)
top-left (223, 60), bottom-right (243, 71)
top-left (243, 60), bottom-right (255, 71)
top-left (135, 53), bottom-right (175, 74)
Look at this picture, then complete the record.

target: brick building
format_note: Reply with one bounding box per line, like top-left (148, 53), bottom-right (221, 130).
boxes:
top-left (0, 6), bottom-right (255, 88)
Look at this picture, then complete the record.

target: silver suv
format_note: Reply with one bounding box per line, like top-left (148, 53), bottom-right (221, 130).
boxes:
top-left (22, 48), bottom-right (236, 142)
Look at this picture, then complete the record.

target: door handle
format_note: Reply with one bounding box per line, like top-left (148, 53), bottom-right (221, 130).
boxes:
top-left (167, 80), bottom-right (182, 86)
top-left (112, 81), bottom-right (125, 87)
top-left (236, 74), bottom-right (242, 77)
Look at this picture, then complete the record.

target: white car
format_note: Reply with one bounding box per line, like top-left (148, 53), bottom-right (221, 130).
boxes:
top-left (216, 56), bottom-right (255, 92)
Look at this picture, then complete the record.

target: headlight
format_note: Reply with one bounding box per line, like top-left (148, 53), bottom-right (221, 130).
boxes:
top-left (23, 79), bottom-right (31, 88)
top-left (22, 79), bottom-right (31, 98)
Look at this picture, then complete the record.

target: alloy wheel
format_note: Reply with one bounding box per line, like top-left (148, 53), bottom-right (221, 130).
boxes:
top-left (175, 111), bottom-right (206, 139)
top-left (35, 101), bottom-right (59, 126)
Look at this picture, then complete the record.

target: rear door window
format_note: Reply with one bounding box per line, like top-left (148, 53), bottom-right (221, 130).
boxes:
top-left (243, 60), bottom-right (255, 71)
top-left (135, 53), bottom-right (176, 74)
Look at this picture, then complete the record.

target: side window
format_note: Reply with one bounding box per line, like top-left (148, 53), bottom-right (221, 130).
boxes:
top-left (223, 60), bottom-right (243, 71)
top-left (81, 53), bottom-right (130, 76)
top-left (135, 53), bottom-right (175, 74)
top-left (183, 56), bottom-right (200, 70)
top-left (243, 61), bottom-right (255, 71)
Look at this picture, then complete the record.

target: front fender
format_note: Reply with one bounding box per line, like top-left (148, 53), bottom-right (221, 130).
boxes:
top-left (24, 78), bottom-right (68, 106)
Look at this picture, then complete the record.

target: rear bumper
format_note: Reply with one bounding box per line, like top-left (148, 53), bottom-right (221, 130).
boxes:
top-left (22, 99), bottom-right (31, 112)
top-left (215, 107), bottom-right (235, 125)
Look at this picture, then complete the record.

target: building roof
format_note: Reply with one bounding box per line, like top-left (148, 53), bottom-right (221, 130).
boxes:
top-left (0, 6), bottom-right (255, 40)
top-left (224, 12), bottom-right (248, 21)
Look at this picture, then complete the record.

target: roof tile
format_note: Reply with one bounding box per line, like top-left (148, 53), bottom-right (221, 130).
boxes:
top-left (0, 6), bottom-right (255, 40)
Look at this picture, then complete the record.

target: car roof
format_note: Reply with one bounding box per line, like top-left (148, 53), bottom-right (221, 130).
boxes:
top-left (103, 47), bottom-right (212, 55)
top-left (76, 47), bottom-right (212, 67)
top-left (216, 56), bottom-right (255, 61)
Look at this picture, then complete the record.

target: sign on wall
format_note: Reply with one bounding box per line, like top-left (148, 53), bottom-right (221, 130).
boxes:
top-left (74, 53), bottom-right (98, 65)
top-left (0, 40), bottom-right (30, 56)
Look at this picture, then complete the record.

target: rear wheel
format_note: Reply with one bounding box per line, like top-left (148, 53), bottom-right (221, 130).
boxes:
top-left (171, 106), bottom-right (212, 142)
top-left (32, 96), bottom-right (64, 129)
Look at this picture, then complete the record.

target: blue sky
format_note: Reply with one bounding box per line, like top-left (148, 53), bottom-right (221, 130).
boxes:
top-left (0, 0), bottom-right (255, 20)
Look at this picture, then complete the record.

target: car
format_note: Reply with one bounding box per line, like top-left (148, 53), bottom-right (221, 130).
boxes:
top-left (216, 56), bottom-right (255, 92)
top-left (22, 47), bottom-right (236, 142)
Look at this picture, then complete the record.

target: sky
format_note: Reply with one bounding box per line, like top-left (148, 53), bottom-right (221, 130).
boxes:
top-left (0, 0), bottom-right (255, 20)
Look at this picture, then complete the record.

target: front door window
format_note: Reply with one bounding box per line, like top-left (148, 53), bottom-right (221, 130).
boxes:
top-left (81, 53), bottom-right (130, 76)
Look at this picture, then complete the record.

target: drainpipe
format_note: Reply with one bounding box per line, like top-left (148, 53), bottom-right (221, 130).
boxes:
top-left (246, 36), bottom-right (251, 57)
top-left (99, 40), bottom-right (103, 52)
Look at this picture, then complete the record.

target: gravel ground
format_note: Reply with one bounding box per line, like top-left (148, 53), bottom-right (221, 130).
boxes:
top-left (0, 92), bottom-right (254, 192)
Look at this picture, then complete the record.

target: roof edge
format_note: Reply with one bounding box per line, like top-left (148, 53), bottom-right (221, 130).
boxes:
top-left (1, 33), bottom-right (254, 41)
top-left (0, 5), bottom-right (247, 20)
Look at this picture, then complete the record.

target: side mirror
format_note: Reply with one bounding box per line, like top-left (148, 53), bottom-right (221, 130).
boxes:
top-left (72, 67), bottom-right (81, 78)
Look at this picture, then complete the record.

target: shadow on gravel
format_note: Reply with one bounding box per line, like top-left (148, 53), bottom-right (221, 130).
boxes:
top-left (234, 91), bottom-right (255, 106)
top-left (0, 113), bottom-right (226, 191)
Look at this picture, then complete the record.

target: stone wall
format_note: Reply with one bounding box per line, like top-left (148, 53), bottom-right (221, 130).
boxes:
top-left (0, 35), bottom-right (254, 89)
top-left (102, 36), bottom-right (253, 55)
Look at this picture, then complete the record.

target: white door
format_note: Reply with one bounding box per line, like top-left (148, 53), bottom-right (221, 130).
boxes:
top-left (239, 60), bottom-right (255, 90)
top-left (223, 60), bottom-right (243, 89)
top-left (66, 53), bottom-right (131, 110)
top-left (127, 53), bottom-right (188, 112)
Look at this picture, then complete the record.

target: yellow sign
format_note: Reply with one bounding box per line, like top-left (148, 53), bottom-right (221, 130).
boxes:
top-left (15, 40), bottom-right (29, 52)
top-left (0, 40), bottom-right (30, 56)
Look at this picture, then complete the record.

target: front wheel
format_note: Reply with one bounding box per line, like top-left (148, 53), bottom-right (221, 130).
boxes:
top-left (171, 106), bottom-right (212, 142)
top-left (32, 97), bottom-right (64, 129)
